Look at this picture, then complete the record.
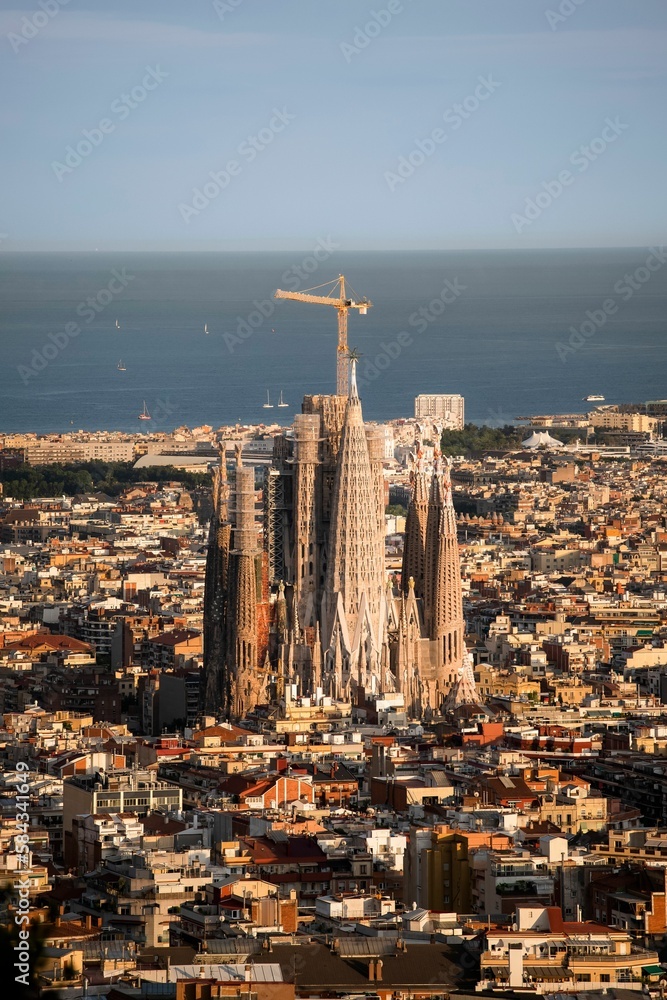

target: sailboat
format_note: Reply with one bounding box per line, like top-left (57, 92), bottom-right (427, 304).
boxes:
top-left (278, 391), bottom-right (289, 408)
top-left (204, 323), bottom-right (209, 335)
top-left (117, 359), bottom-right (126, 371)
top-left (115, 319), bottom-right (120, 330)
top-left (263, 391), bottom-right (274, 409)
top-left (138, 401), bottom-right (151, 420)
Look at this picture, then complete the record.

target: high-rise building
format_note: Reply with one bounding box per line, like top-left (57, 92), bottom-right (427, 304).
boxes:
top-left (405, 827), bottom-right (472, 912)
top-left (415, 393), bottom-right (465, 429)
top-left (204, 365), bottom-right (466, 720)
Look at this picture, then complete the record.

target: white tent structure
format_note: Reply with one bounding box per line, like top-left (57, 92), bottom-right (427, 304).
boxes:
top-left (522, 430), bottom-right (565, 449)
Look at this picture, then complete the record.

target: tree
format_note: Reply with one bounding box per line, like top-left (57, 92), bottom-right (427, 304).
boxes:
top-left (440, 423), bottom-right (523, 456)
top-left (0, 461), bottom-right (208, 500)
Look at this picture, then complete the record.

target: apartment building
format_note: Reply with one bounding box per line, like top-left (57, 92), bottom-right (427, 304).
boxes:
top-left (63, 769), bottom-right (182, 844)
top-left (414, 393), bottom-right (465, 428)
top-left (481, 905), bottom-right (660, 991)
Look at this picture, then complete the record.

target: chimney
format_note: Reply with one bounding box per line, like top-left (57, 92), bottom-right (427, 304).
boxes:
top-left (368, 959), bottom-right (377, 981)
top-left (376, 959), bottom-right (383, 982)
top-left (244, 963), bottom-right (253, 982)
top-left (508, 942), bottom-right (523, 989)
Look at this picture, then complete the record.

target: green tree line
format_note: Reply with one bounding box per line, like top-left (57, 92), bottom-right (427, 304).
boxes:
top-left (439, 423), bottom-right (578, 456)
top-left (440, 423), bottom-right (523, 456)
top-left (0, 461), bottom-right (209, 501)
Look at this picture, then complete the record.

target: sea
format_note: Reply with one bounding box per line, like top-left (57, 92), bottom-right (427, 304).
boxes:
top-left (0, 248), bottom-right (665, 435)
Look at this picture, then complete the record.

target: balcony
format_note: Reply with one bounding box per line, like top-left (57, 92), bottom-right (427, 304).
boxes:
top-left (481, 952), bottom-right (565, 967)
top-left (569, 950), bottom-right (658, 965)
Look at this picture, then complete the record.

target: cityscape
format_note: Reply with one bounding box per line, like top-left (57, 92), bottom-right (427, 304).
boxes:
top-left (1, 3), bottom-right (666, 1000)
top-left (3, 335), bottom-right (667, 999)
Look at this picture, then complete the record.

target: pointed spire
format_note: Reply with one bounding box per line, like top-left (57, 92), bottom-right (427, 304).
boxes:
top-left (275, 582), bottom-right (287, 642)
top-left (423, 455), bottom-right (465, 697)
top-left (402, 460), bottom-right (430, 597)
top-left (444, 650), bottom-right (480, 712)
top-left (350, 358), bottom-right (359, 400)
top-left (399, 592), bottom-right (408, 632)
top-left (324, 356), bottom-right (384, 671)
top-left (291, 589), bottom-right (302, 643)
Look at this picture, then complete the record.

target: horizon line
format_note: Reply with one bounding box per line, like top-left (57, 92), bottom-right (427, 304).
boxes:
top-left (0, 244), bottom-right (659, 254)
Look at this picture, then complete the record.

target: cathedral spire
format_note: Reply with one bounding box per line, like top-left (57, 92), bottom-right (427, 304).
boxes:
top-left (423, 455), bottom-right (465, 706)
top-left (444, 650), bottom-right (480, 712)
top-left (401, 447), bottom-right (429, 597)
top-left (323, 357), bottom-right (385, 696)
top-left (350, 357), bottom-right (359, 399)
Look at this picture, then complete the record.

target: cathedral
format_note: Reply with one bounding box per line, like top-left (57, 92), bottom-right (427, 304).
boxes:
top-left (203, 362), bottom-right (468, 722)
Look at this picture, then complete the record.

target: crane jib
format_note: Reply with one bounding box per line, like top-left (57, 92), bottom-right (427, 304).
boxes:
top-left (272, 276), bottom-right (371, 395)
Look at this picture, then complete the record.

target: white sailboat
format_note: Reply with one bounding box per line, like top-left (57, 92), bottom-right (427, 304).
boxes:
top-left (278, 391), bottom-right (289, 408)
top-left (138, 400), bottom-right (151, 420)
top-left (115, 319), bottom-right (120, 330)
top-left (117, 359), bottom-right (126, 371)
top-left (204, 323), bottom-right (209, 335)
top-left (263, 391), bottom-right (274, 409)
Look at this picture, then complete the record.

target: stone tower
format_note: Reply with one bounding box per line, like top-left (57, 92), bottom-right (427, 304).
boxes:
top-left (225, 451), bottom-right (261, 718)
top-left (423, 456), bottom-right (465, 697)
top-left (292, 412), bottom-right (321, 628)
top-left (401, 452), bottom-right (430, 599)
top-left (203, 444), bottom-right (231, 714)
top-left (323, 363), bottom-right (388, 700)
top-left (204, 446), bottom-right (269, 720)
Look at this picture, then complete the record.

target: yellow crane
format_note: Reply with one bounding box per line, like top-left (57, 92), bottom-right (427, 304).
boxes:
top-left (274, 275), bottom-right (372, 395)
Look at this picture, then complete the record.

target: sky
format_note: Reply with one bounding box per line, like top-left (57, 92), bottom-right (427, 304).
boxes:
top-left (1, 0), bottom-right (665, 251)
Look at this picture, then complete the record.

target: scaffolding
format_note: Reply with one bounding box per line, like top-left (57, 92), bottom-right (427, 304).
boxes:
top-left (264, 467), bottom-right (288, 583)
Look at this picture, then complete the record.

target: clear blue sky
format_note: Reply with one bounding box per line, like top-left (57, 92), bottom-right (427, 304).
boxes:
top-left (1, 0), bottom-right (665, 250)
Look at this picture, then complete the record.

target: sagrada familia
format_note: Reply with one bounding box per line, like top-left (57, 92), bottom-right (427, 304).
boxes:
top-left (203, 362), bottom-right (469, 722)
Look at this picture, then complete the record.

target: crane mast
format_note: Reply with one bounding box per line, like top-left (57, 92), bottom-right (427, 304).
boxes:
top-left (274, 274), bottom-right (372, 396)
top-left (336, 274), bottom-right (349, 398)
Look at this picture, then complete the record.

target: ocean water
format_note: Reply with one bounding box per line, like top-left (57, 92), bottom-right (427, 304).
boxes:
top-left (0, 248), bottom-right (665, 434)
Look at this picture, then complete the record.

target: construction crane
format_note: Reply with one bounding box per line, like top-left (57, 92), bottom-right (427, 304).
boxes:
top-left (274, 275), bottom-right (372, 396)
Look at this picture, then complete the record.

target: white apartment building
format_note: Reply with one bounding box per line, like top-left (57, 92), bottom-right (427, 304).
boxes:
top-left (414, 394), bottom-right (465, 429)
